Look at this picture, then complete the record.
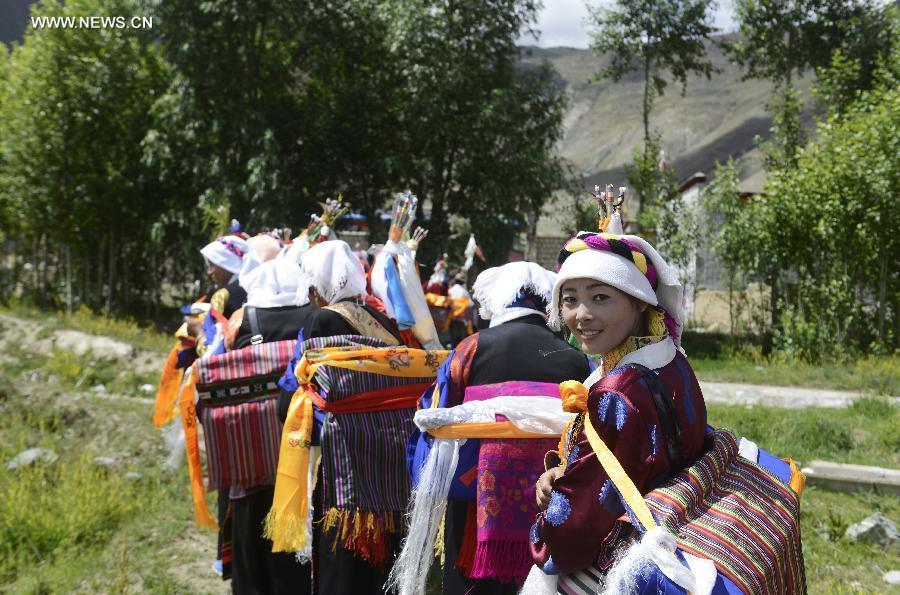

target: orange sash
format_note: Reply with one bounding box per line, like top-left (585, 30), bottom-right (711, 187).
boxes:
top-left (180, 367), bottom-right (217, 528)
top-left (153, 345), bottom-right (182, 428)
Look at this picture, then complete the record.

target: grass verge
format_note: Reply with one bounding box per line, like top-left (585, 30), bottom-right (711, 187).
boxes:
top-left (707, 398), bottom-right (900, 468)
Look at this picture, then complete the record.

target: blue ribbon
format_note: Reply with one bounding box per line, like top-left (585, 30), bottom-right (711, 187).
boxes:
top-left (385, 255), bottom-right (415, 330)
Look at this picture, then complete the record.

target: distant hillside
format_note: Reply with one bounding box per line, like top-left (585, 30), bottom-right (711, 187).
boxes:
top-left (521, 39), bottom-right (814, 198)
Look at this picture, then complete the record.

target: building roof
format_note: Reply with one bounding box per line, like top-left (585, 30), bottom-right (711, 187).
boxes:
top-left (677, 172), bottom-right (707, 193)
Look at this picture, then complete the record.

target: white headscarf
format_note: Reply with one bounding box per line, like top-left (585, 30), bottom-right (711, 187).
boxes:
top-left (239, 233), bottom-right (285, 289)
top-left (246, 233), bottom-right (282, 264)
top-left (547, 233), bottom-right (684, 345)
top-left (241, 259), bottom-right (311, 308)
top-left (300, 240), bottom-right (367, 305)
top-left (473, 261), bottom-right (556, 328)
top-left (200, 235), bottom-right (249, 274)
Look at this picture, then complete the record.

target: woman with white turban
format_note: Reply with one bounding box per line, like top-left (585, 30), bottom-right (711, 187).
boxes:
top-left (225, 258), bottom-right (315, 351)
top-left (527, 228), bottom-right (709, 592)
top-left (275, 240), bottom-right (410, 595)
top-left (199, 235), bottom-right (250, 320)
top-left (223, 256), bottom-right (316, 595)
top-left (301, 240), bottom-right (403, 344)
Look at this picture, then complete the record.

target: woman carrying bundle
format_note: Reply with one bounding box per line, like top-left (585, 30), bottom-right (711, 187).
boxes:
top-left (273, 239), bottom-right (419, 594)
top-left (528, 200), bottom-right (804, 594)
top-left (223, 256), bottom-right (317, 595)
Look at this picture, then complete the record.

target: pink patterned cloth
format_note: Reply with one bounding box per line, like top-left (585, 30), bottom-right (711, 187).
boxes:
top-left (473, 437), bottom-right (556, 584)
top-left (460, 381), bottom-right (563, 585)
top-left (463, 381), bottom-right (561, 402)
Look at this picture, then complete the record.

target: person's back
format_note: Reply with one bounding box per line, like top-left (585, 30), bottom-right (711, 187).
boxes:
top-left (288, 240), bottom-right (414, 595)
top-left (221, 256), bottom-right (315, 595)
top-left (466, 314), bottom-right (587, 388)
top-left (232, 303), bottom-right (317, 350)
top-left (415, 262), bottom-right (591, 595)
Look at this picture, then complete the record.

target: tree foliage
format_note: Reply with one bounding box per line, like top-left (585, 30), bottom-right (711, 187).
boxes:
top-left (586, 0), bottom-right (716, 221)
top-left (0, 0), bottom-right (170, 310)
top-left (0, 0), bottom-right (568, 311)
top-left (704, 47), bottom-right (899, 360)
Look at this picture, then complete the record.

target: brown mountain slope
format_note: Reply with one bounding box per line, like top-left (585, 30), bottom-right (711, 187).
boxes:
top-left (520, 40), bottom-right (814, 193)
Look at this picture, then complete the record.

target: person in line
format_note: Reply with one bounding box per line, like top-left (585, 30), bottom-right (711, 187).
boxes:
top-left (530, 229), bottom-right (708, 592)
top-left (277, 240), bottom-right (413, 594)
top-left (196, 234), bottom-right (250, 577)
top-left (420, 261), bottom-right (592, 594)
top-left (223, 257), bottom-right (317, 595)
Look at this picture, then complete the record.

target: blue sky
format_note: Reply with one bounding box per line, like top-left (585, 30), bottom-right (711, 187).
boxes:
top-left (518, 0), bottom-right (737, 48)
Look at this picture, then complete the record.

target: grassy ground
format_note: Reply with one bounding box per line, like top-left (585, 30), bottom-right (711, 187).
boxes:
top-left (682, 330), bottom-right (899, 395)
top-left (708, 398), bottom-right (900, 469)
top-left (2, 302), bottom-right (173, 355)
top-left (0, 309), bottom-right (897, 593)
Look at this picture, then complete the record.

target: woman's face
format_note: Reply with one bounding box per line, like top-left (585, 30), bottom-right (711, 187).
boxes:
top-left (560, 279), bottom-right (647, 355)
top-left (206, 261), bottom-right (232, 288)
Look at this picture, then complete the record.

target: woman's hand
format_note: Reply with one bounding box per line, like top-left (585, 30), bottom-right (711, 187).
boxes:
top-left (535, 466), bottom-right (564, 510)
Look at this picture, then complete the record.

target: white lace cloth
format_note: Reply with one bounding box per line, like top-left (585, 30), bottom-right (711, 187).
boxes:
top-left (413, 395), bottom-right (573, 436)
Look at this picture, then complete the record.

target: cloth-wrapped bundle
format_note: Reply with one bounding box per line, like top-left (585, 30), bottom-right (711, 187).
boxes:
top-left (391, 381), bottom-right (574, 594)
top-left (524, 428), bottom-right (806, 595)
top-left (265, 336), bottom-right (449, 566)
top-left (195, 339), bottom-right (295, 490)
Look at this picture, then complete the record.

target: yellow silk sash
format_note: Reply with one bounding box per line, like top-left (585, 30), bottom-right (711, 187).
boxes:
top-left (264, 386), bottom-right (316, 552)
top-left (582, 413), bottom-right (657, 532)
top-left (295, 346), bottom-right (448, 384)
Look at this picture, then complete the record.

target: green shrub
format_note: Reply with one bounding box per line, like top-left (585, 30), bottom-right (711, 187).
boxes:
top-left (0, 459), bottom-right (138, 581)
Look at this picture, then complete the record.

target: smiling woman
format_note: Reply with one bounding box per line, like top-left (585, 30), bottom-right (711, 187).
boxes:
top-left (527, 221), bottom-right (714, 591)
top-left (526, 215), bottom-right (806, 593)
top-left (559, 280), bottom-right (648, 355)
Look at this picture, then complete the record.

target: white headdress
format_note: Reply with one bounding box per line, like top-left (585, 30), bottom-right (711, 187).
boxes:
top-left (473, 261), bottom-right (556, 328)
top-left (200, 235), bottom-right (249, 274)
top-left (241, 259), bottom-right (311, 308)
top-left (300, 240), bottom-right (367, 305)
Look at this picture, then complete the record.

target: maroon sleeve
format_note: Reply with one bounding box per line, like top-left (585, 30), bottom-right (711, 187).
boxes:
top-left (529, 372), bottom-right (662, 574)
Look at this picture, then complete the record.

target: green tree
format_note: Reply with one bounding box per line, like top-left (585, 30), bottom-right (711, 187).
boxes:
top-left (586, 0), bottom-right (716, 222)
top-left (386, 0), bottom-right (567, 264)
top-left (769, 70), bottom-right (899, 357)
top-left (730, 0), bottom-right (897, 335)
top-left (731, 0), bottom-right (889, 149)
top-left (0, 0), bottom-right (169, 311)
top-left (814, 5), bottom-right (899, 117)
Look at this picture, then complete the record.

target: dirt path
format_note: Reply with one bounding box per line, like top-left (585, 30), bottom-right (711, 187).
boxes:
top-left (700, 380), bottom-right (899, 409)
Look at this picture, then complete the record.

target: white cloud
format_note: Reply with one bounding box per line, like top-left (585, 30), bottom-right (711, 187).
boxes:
top-left (518, 0), bottom-right (736, 49)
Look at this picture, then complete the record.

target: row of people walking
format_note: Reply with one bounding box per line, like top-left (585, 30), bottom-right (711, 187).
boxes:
top-left (154, 200), bottom-right (805, 594)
